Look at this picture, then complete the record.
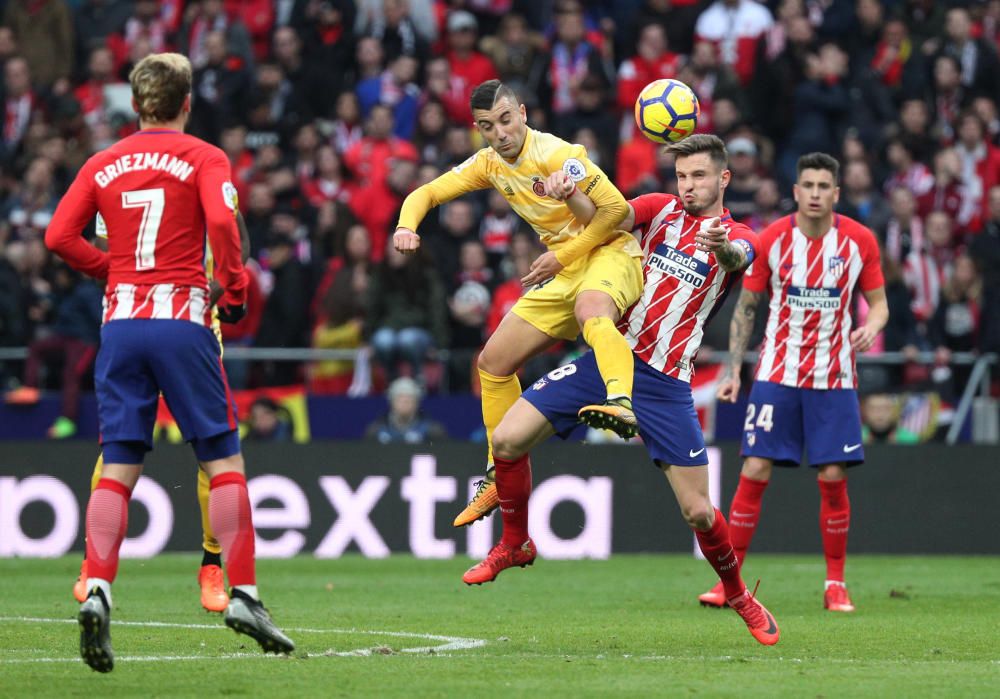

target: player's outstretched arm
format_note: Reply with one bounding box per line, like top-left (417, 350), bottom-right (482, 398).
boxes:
top-left (718, 288), bottom-right (762, 403)
top-left (395, 156), bottom-right (490, 254)
top-left (695, 219), bottom-right (751, 273)
top-left (851, 286), bottom-right (889, 352)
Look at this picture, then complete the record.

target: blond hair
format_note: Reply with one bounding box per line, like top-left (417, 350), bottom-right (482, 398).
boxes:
top-left (129, 53), bottom-right (192, 124)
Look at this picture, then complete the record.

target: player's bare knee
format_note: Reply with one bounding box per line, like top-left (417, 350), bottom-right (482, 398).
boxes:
top-left (491, 427), bottom-right (525, 462)
top-left (742, 457), bottom-right (772, 482)
top-left (682, 500), bottom-right (715, 529)
top-left (818, 464), bottom-right (847, 481)
top-left (477, 346), bottom-right (513, 378)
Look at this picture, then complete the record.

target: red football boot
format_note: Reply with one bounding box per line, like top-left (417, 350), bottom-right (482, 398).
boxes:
top-left (462, 539), bottom-right (537, 585)
top-left (824, 581), bottom-right (855, 612)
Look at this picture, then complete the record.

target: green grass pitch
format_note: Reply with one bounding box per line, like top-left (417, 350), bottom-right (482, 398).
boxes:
top-left (1, 554), bottom-right (997, 697)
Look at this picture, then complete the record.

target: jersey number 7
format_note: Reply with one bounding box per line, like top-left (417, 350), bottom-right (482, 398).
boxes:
top-left (122, 188), bottom-right (165, 270)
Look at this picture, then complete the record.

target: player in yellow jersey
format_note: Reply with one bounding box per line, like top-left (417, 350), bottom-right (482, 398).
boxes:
top-left (73, 211), bottom-right (251, 613)
top-left (394, 80), bottom-right (644, 527)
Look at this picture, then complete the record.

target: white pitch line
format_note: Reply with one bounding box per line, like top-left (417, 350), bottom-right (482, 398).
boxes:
top-left (0, 616), bottom-right (487, 657)
top-left (1, 653), bottom-right (270, 665)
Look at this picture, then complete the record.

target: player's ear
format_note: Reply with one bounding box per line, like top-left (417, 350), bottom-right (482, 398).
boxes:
top-left (833, 185), bottom-right (841, 204)
top-left (720, 168), bottom-right (731, 189)
top-left (183, 93), bottom-right (192, 113)
top-left (792, 183), bottom-right (801, 204)
top-left (519, 103), bottom-right (527, 123)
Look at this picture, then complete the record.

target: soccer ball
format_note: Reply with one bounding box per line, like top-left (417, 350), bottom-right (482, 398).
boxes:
top-left (634, 79), bottom-right (700, 144)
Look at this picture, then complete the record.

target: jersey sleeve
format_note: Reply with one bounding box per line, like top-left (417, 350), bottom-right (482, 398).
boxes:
top-left (44, 161), bottom-right (110, 279)
top-left (628, 193), bottom-right (677, 244)
top-left (856, 224), bottom-right (885, 291)
top-left (197, 148), bottom-right (246, 306)
top-left (545, 143), bottom-right (629, 266)
top-left (727, 222), bottom-right (760, 270)
top-left (396, 150), bottom-right (491, 232)
top-left (741, 224), bottom-right (776, 293)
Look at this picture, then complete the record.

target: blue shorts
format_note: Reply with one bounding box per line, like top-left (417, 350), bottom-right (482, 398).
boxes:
top-left (523, 351), bottom-right (707, 467)
top-left (95, 319), bottom-right (239, 462)
top-left (740, 381), bottom-right (864, 468)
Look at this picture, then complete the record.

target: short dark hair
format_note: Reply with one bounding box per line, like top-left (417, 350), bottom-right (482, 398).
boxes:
top-left (665, 134), bottom-right (728, 170)
top-left (470, 79), bottom-right (519, 112)
top-left (796, 152), bottom-right (840, 181)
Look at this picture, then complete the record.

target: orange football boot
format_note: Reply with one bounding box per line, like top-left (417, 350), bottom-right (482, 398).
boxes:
top-left (73, 559), bottom-right (88, 603)
top-left (198, 564), bottom-right (229, 613)
top-left (578, 397), bottom-right (639, 439)
top-left (453, 467), bottom-right (499, 527)
top-left (698, 580), bottom-right (728, 608)
top-left (729, 584), bottom-right (780, 646)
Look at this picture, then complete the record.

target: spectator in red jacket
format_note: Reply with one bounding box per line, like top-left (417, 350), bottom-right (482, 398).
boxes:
top-left (616, 23), bottom-right (680, 112)
top-left (444, 10), bottom-right (498, 110)
top-left (342, 103), bottom-right (418, 189)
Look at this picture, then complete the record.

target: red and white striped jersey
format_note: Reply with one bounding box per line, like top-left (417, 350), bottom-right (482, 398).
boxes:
top-left (746, 214), bottom-right (884, 390)
top-left (621, 193), bottom-right (758, 382)
top-left (45, 129), bottom-right (247, 328)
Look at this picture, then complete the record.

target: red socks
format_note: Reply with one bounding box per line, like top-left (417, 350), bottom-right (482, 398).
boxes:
top-left (695, 509), bottom-right (745, 600)
top-left (208, 472), bottom-right (256, 587)
top-left (728, 475), bottom-right (768, 567)
top-left (85, 478), bottom-right (132, 583)
top-left (494, 455), bottom-right (532, 548)
top-left (819, 478), bottom-right (850, 582)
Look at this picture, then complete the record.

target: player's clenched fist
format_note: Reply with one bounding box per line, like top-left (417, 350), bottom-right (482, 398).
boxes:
top-left (544, 171), bottom-right (575, 201)
top-left (716, 373), bottom-right (741, 403)
top-left (393, 227), bottom-right (421, 254)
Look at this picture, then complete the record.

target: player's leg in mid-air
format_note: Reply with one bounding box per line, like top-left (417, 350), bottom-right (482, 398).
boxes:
top-left (453, 306), bottom-right (560, 527)
top-left (470, 352), bottom-right (779, 645)
top-left (73, 456), bottom-right (229, 613)
top-left (573, 246), bottom-right (645, 438)
top-left (453, 246), bottom-right (643, 527)
top-left (78, 320), bottom-right (293, 673)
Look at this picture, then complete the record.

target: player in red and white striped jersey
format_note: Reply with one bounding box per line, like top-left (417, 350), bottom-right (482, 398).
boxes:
top-left (699, 153), bottom-right (889, 613)
top-left (45, 53), bottom-right (291, 672)
top-left (462, 136), bottom-right (781, 646)
top-left (620, 191), bottom-right (757, 382)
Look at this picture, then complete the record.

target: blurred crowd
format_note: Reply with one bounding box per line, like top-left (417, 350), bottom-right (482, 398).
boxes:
top-left (1, 0), bottom-right (999, 415)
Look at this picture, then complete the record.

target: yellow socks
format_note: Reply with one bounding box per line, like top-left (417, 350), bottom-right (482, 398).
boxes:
top-left (198, 467), bottom-right (222, 555)
top-left (583, 316), bottom-right (633, 401)
top-left (478, 368), bottom-right (522, 466)
top-left (90, 454), bottom-right (104, 492)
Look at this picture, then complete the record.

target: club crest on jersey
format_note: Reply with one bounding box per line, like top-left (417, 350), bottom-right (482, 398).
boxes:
top-left (222, 181), bottom-right (238, 212)
top-left (787, 286), bottom-right (841, 309)
top-left (531, 176), bottom-right (546, 197)
top-left (747, 432), bottom-right (756, 447)
top-left (648, 243), bottom-right (710, 288)
top-left (828, 255), bottom-right (846, 279)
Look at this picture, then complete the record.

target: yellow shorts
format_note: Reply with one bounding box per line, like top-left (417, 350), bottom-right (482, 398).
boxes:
top-left (511, 245), bottom-right (643, 341)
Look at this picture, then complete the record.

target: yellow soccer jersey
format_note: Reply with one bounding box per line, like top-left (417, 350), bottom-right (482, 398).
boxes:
top-left (398, 128), bottom-right (640, 266)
